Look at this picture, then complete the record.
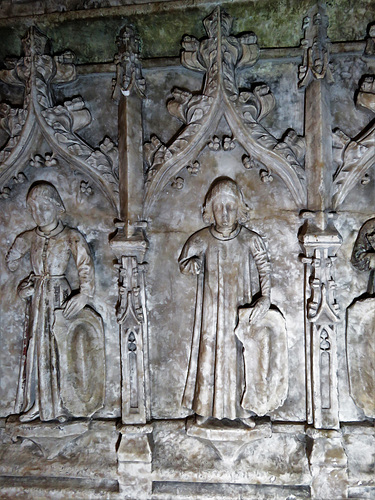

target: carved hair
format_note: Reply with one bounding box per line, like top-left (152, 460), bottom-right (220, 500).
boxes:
top-left (202, 177), bottom-right (250, 224)
top-left (26, 181), bottom-right (66, 213)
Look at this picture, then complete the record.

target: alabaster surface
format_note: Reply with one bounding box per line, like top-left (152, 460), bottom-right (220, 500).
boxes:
top-left (0, 2), bottom-right (374, 499)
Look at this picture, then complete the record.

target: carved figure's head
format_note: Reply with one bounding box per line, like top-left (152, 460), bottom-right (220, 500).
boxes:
top-left (366, 229), bottom-right (375, 250)
top-left (26, 181), bottom-right (65, 229)
top-left (203, 177), bottom-right (250, 233)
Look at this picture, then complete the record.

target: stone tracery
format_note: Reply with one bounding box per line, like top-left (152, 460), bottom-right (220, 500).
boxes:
top-left (0, 2), bottom-right (374, 499)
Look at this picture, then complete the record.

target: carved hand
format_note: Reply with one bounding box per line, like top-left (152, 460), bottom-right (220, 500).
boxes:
top-left (63, 292), bottom-right (88, 319)
top-left (5, 256), bottom-right (19, 272)
top-left (248, 296), bottom-right (271, 324)
top-left (180, 257), bottom-right (201, 275)
top-left (17, 274), bottom-right (35, 299)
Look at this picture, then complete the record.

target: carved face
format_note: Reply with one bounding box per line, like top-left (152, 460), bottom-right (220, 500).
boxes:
top-left (367, 231), bottom-right (375, 249)
top-left (28, 196), bottom-right (60, 229)
top-left (212, 193), bottom-right (238, 233)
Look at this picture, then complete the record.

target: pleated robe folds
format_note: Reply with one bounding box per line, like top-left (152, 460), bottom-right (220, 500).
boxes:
top-left (179, 224), bottom-right (270, 420)
top-left (6, 222), bottom-right (94, 421)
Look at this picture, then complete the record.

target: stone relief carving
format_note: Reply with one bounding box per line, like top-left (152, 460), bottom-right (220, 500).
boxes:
top-left (178, 177), bottom-right (288, 423)
top-left (298, 11), bottom-right (334, 89)
top-left (332, 75), bottom-right (375, 209)
top-left (0, 3), bottom-right (374, 498)
top-left (144, 7), bottom-right (306, 215)
top-left (112, 25), bottom-right (146, 101)
top-left (346, 218), bottom-right (375, 418)
top-left (0, 27), bottom-right (119, 212)
top-left (299, 220), bottom-right (342, 429)
top-left (364, 21), bottom-right (375, 56)
top-left (115, 254), bottom-right (150, 423)
top-left (5, 182), bottom-right (105, 422)
top-left (297, 3), bottom-right (343, 430)
top-left (110, 24), bottom-right (150, 425)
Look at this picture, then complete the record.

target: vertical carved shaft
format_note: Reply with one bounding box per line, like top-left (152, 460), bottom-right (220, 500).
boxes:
top-left (117, 256), bottom-right (150, 424)
top-left (111, 25), bottom-right (150, 424)
top-left (113, 25), bottom-right (146, 236)
top-left (301, 234), bottom-right (342, 429)
top-left (299, 3), bottom-right (341, 429)
top-left (305, 79), bottom-right (333, 213)
top-left (299, 3), bottom-right (334, 216)
top-left (118, 93), bottom-right (144, 234)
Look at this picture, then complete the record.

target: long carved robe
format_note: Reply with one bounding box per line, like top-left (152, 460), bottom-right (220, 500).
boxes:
top-left (179, 224), bottom-right (270, 420)
top-left (351, 217), bottom-right (375, 294)
top-left (6, 222), bottom-right (94, 421)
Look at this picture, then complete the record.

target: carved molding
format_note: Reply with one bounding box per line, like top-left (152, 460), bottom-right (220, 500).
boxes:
top-left (0, 27), bottom-right (119, 213)
top-left (299, 217), bottom-right (342, 429)
top-left (116, 252), bottom-right (150, 424)
top-left (143, 7), bottom-right (307, 215)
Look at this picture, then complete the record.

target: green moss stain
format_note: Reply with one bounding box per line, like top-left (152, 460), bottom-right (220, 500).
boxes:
top-left (0, 0), bottom-right (374, 64)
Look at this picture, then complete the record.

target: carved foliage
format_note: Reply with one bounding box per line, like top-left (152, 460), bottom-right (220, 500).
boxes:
top-left (298, 6), bottom-right (334, 88)
top-left (0, 27), bottom-right (119, 212)
top-left (112, 25), bottom-right (146, 100)
top-left (144, 7), bottom-right (307, 214)
top-left (332, 76), bottom-right (375, 209)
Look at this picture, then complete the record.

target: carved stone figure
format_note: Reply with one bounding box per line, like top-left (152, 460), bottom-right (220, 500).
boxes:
top-left (346, 218), bottom-right (375, 418)
top-left (351, 217), bottom-right (375, 294)
top-left (5, 182), bottom-right (102, 422)
top-left (178, 177), bottom-right (273, 423)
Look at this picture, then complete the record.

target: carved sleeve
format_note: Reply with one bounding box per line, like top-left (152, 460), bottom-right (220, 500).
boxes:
top-left (69, 229), bottom-right (95, 297)
top-left (250, 234), bottom-right (271, 298)
top-left (351, 219), bottom-right (375, 272)
top-left (178, 232), bottom-right (205, 275)
top-left (5, 230), bottom-right (33, 271)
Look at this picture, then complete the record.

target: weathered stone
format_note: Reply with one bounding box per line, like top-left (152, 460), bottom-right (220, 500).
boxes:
top-left (0, 1), bottom-right (374, 498)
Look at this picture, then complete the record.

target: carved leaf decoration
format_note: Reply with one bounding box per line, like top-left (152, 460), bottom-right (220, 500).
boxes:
top-left (238, 33), bottom-right (259, 68)
top-left (239, 85), bottom-right (275, 123)
top-left (0, 67), bottom-right (24, 86)
top-left (252, 85), bottom-right (276, 122)
top-left (0, 26), bottom-right (119, 213)
top-left (181, 36), bottom-right (206, 73)
top-left (332, 137), bottom-right (373, 208)
top-left (42, 106), bottom-right (74, 134)
top-left (53, 52), bottom-right (76, 84)
top-left (86, 150), bottom-right (119, 193)
top-left (144, 8), bottom-right (306, 213)
top-left (64, 98), bottom-right (92, 132)
top-left (356, 77), bottom-right (375, 113)
top-left (0, 104), bottom-right (27, 137)
top-left (167, 88), bottom-right (193, 123)
top-left (144, 135), bottom-right (163, 167)
top-left (149, 144), bottom-right (172, 173)
top-left (100, 137), bottom-right (119, 179)
top-left (282, 130), bottom-right (306, 165)
top-left (222, 39), bottom-right (239, 98)
top-left (332, 76), bottom-right (375, 208)
top-left (332, 128), bottom-right (351, 169)
top-left (203, 8), bottom-right (220, 38)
